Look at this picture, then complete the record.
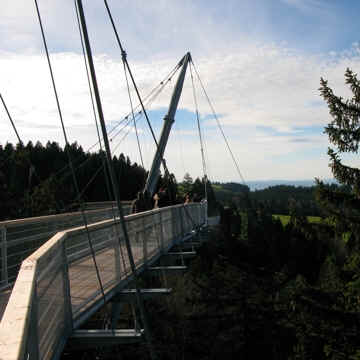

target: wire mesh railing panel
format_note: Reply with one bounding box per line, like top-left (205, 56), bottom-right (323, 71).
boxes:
top-left (0, 206), bottom-right (125, 289)
top-left (114, 222), bottom-right (131, 276)
top-left (184, 204), bottom-right (196, 232)
top-left (0, 226), bottom-right (6, 287)
top-left (37, 271), bottom-right (66, 359)
top-left (126, 216), bottom-right (145, 267)
top-left (142, 213), bottom-right (159, 258)
top-left (161, 209), bottom-right (173, 249)
top-left (153, 212), bottom-right (164, 252)
top-left (172, 207), bottom-right (182, 240)
top-left (35, 240), bottom-right (67, 360)
top-left (66, 226), bottom-right (112, 317)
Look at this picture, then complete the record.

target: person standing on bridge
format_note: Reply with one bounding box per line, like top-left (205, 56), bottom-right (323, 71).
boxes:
top-left (184, 193), bottom-right (190, 204)
top-left (131, 192), bottom-right (147, 214)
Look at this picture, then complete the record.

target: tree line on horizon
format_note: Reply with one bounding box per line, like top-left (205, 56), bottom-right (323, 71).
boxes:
top-left (211, 180), bottom-right (351, 217)
top-left (0, 140), bottom-right (147, 220)
top-left (0, 140), bottom-right (219, 221)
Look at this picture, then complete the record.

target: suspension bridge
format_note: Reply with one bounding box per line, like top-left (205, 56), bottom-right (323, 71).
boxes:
top-left (0, 0), bottom-right (243, 359)
top-left (0, 200), bottom-right (217, 360)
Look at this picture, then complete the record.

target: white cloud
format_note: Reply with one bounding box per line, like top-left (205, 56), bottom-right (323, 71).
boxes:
top-left (2, 42), bottom-right (360, 181)
top-left (1, 0), bottom-right (360, 182)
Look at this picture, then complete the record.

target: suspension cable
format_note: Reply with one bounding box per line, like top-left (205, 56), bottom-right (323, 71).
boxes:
top-left (0, 92), bottom-right (65, 213)
top-left (189, 62), bottom-right (208, 201)
top-left (32, 62), bottom-right (179, 187)
top-left (75, 2), bottom-right (158, 358)
top-left (0, 93), bottom-right (22, 144)
top-left (191, 60), bottom-right (247, 185)
top-left (34, 0), bottom-right (107, 307)
top-left (122, 60), bottom-right (144, 168)
top-left (3, 49), bottom-right (179, 219)
top-left (73, 0), bottom-right (130, 303)
top-left (74, 0), bottom-right (103, 151)
top-left (103, 0), bottom-right (174, 180)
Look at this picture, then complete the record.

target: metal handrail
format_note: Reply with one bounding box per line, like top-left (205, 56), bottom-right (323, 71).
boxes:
top-left (0, 203), bottom-right (132, 289)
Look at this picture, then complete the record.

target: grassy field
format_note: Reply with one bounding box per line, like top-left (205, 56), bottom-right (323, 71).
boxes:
top-left (273, 214), bottom-right (322, 226)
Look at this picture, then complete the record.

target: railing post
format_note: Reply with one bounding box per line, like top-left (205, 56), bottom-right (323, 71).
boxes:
top-left (142, 216), bottom-right (147, 266)
top-left (62, 241), bottom-right (73, 335)
top-left (112, 223), bottom-right (121, 282)
top-left (1, 226), bottom-right (8, 286)
top-left (158, 211), bottom-right (164, 252)
top-left (180, 206), bottom-right (185, 238)
top-left (171, 207), bottom-right (177, 245)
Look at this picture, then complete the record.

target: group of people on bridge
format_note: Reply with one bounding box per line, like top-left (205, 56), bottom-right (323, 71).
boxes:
top-left (131, 188), bottom-right (203, 214)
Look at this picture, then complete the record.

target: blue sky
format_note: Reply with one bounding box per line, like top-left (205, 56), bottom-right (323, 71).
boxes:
top-left (1, 0), bottom-right (360, 182)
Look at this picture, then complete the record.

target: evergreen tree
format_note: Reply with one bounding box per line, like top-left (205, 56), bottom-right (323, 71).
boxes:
top-left (318, 69), bottom-right (360, 243)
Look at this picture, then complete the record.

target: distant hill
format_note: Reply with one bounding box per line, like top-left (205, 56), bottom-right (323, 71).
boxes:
top-left (246, 179), bottom-right (336, 191)
top-left (211, 179), bottom-right (337, 216)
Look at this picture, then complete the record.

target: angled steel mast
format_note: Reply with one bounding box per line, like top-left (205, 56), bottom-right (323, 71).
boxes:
top-left (144, 52), bottom-right (191, 197)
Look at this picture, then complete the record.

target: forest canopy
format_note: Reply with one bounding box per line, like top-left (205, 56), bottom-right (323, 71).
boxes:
top-left (0, 141), bottom-right (147, 220)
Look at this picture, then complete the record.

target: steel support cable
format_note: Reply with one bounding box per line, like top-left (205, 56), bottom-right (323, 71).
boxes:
top-left (188, 63), bottom-right (209, 233)
top-left (189, 63), bottom-right (208, 201)
top-left (44, 74), bottom-right (169, 182)
top-left (110, 108), bottom-right (139, 146)
top-left (123, 62), bottom-right (144, 168)
top-left (75, 2), bottom-right (157, 359)
top-left (71, 162), bottom-right (104, 204)
top-left (111, 114), bottom-right (142, 154)
top-left (174, 120), bottom-right (186, 175)
top-left (4, 17), bottom-right (176, 215)
top-left (0, 93), bottom-right (23, 167)
top-left (103, 0), bottom-right (173, 179)
top-left (108, 75), bottom-right (171, 145)
top-left (74, 0), bottom-right (103, 154)
top-left (17, 104), bottom-right (133, 213)
top-left (31, 63), bottom-right (178, 188)
top-left (191, 60), bottom-right (247, 185)
top-left (73, 0), bottom-right (130, 306)
top-left (3, 59), bottom-right (177, 186)
top-left (179, 204), bottom-right (201, 254)
top-left (0, 93), bottom-right (22, 144)
top-left (0, 92), bottom-right (68, 215)
top-left (103, 110), bottom-right (138, 279)
top-left (1, 65), bottom-right (177, 213)
top-left (49, 112), bottom-right (134, 189)
top-left (106, 64), bottom-right (179, 144)
top-left (52, 73), bottom-right (164, 181)
top-left (109, 76), bottom-right (173, 153)
top-left (34, 0), bottom-right (107, 308)
top-left (107, 62), bottom-right (179, 144)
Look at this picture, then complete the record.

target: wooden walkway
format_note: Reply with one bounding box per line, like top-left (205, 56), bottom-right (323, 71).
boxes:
top-left (0, 204), bottom-right (210, 360)
top-left (68, 244), bottom-right (143, 318)
top-left (0, 244), bottom-right (142, 323)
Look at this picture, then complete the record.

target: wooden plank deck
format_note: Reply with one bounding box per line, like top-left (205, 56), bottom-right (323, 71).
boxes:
top-left (0, 243), bottom-right (145, 324)
top-left (68, 243), bottom-right (144, 319)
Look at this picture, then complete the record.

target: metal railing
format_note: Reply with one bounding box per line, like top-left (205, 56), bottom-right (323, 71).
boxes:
top-left (0, 203), bottom-right (206, 360)
top-left (0, 203), bottom-right (132, 290)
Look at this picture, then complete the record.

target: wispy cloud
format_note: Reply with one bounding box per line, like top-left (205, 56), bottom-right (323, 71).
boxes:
top-left (280, 0), bottom-right (329, 14)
